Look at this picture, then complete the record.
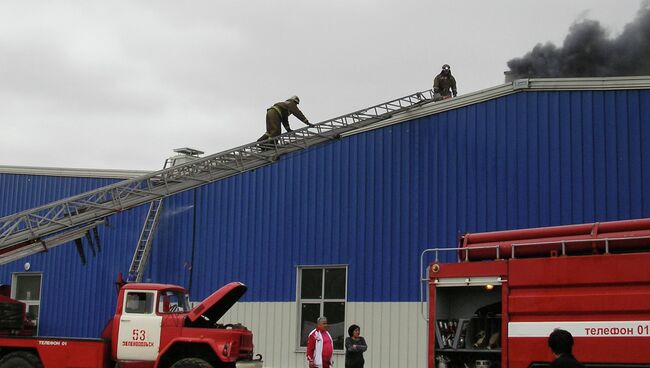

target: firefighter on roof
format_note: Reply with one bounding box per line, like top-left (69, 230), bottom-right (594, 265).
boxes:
top-left (257, 95), bottom-right (312, 143)
top-left (432, 64), bottom-right (457, 101)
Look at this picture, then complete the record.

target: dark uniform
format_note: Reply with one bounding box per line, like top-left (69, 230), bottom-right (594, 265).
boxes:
top-left (257, 97), bottom-right (311, 142)
top-left (433, 64), bottom-right (457, 101)
top-left (550, 354), bottom-right (585, 368)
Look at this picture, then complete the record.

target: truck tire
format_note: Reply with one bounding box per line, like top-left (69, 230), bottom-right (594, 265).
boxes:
top-left (0, 352), bottom-right (43, 368)
top-left (170, 358), bottom-right (212, 368)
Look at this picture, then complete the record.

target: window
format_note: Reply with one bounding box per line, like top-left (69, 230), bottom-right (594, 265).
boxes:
top-left (12, 273), bottom-right (41, 334)
top-left (124, 291), bottom-right (155, 314)
top-left (297, 266), bottom-right (347, 350)
top-left (158, 290), bottom-right (191, 313)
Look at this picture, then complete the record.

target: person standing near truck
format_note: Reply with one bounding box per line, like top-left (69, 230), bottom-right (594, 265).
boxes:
top-left (548, 329), bottom-right (585, 368)
top-left (307, 316), bottom-right (333, 368)
top-left (257, 95), bottom-right (312, 143)
top-left (345, 324), bottom-right (367, 368)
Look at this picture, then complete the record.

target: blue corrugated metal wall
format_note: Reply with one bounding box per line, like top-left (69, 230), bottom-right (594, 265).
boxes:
top-left (182, 89), bottom-right (650, 303)
top-left (0, 174), bottom-right (148, 336)
top-left (1, 88), bottom-right (649, 337)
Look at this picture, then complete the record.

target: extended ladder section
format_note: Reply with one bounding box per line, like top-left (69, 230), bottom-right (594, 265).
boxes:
top-left (126, 148), bottom-right (202, 282)
top-left (0, 90), bottom-right (435, 264)
top-left (127, 199), bottom-right (164, 282)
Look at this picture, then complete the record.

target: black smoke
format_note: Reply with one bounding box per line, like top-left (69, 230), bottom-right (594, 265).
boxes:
top-left (507, 3), bottom-right (650, 78)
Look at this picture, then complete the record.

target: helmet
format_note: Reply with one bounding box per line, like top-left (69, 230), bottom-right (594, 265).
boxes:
top-left (442, 64), bottom-right (451, 71)
top-left (288, 95), bottom-right (300, 104)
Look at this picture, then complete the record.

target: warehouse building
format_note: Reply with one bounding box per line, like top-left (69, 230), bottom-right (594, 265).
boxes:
top-left (1, 76), bottom-right (649, 368)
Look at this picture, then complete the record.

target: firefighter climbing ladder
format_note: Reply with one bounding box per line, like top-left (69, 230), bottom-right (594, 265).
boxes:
top-left (0, 89), bottom-right (435, 265)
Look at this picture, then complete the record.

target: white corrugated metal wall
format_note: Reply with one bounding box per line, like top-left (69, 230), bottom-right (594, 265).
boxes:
top-left (222, 302), bottom-right (428, 368)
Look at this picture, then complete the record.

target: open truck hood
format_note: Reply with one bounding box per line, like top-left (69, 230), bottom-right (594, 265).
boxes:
top-left (186, 282), bottom-right (247, 324)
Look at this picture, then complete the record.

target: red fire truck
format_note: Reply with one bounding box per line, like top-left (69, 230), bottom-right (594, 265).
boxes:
top-left (421, 218), bottom-right (650, 368)
top-left (0, 295), bottom-right (35, 337)
top-left (0, 280), bottom-right (262, 368)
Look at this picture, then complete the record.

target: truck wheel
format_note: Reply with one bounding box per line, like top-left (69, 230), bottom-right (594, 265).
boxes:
top-left (0, 352), bottom-right (43, 368)
top-left (170, 358), bottom-right (212, 368)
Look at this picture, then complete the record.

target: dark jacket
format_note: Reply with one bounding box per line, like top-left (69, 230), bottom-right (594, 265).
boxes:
top-left (271, 100), bottom-right (309, 126)
top-left (433, 73), bottom-right (457, 96)
top-left (345, 336), bottom-right (367, 368)
top-left (550, 354), bottom-right (585, 368)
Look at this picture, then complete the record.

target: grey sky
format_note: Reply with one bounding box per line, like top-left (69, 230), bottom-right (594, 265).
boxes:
top-left (0, 0), bottom-right (642, 170)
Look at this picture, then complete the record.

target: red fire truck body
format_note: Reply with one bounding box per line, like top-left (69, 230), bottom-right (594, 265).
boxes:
top-left (0, 338), bottom-right (107, 367)
top-left (425, 218), bottom-right (650, 368)
top-left (0, 295), bottom-right (35, 336)
top-left (0, 281), bottom-right (261, 368)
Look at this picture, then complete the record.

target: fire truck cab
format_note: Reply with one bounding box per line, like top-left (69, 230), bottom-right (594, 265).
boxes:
top-left (422, 218), bottom-right (650, 368)
top-left (0, 281), bottom-right (261, 368)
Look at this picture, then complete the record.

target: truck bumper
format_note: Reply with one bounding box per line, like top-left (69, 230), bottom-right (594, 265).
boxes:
top-left (236, 360), bottom-right (263, 368)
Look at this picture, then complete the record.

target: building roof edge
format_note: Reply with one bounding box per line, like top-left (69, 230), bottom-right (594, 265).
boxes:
top-left (341, 76), bottom-right (650, 138)
top-left (0, 165), bottom-right (149, 179)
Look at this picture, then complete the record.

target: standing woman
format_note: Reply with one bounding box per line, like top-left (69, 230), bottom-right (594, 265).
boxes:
top-left (345, 324), bottom-right (368, 368)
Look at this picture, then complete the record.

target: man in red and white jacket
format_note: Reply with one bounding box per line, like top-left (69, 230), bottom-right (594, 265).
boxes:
top-left (306, 316), bottom-right (334, 368)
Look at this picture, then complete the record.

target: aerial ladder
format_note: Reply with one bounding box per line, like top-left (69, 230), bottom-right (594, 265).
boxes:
top-left (0, 90), bottom-right (436, 266)
top-left (127, 148), bottom-right (203, 282)
top-left (127, 199), bottom-right (163, 282)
